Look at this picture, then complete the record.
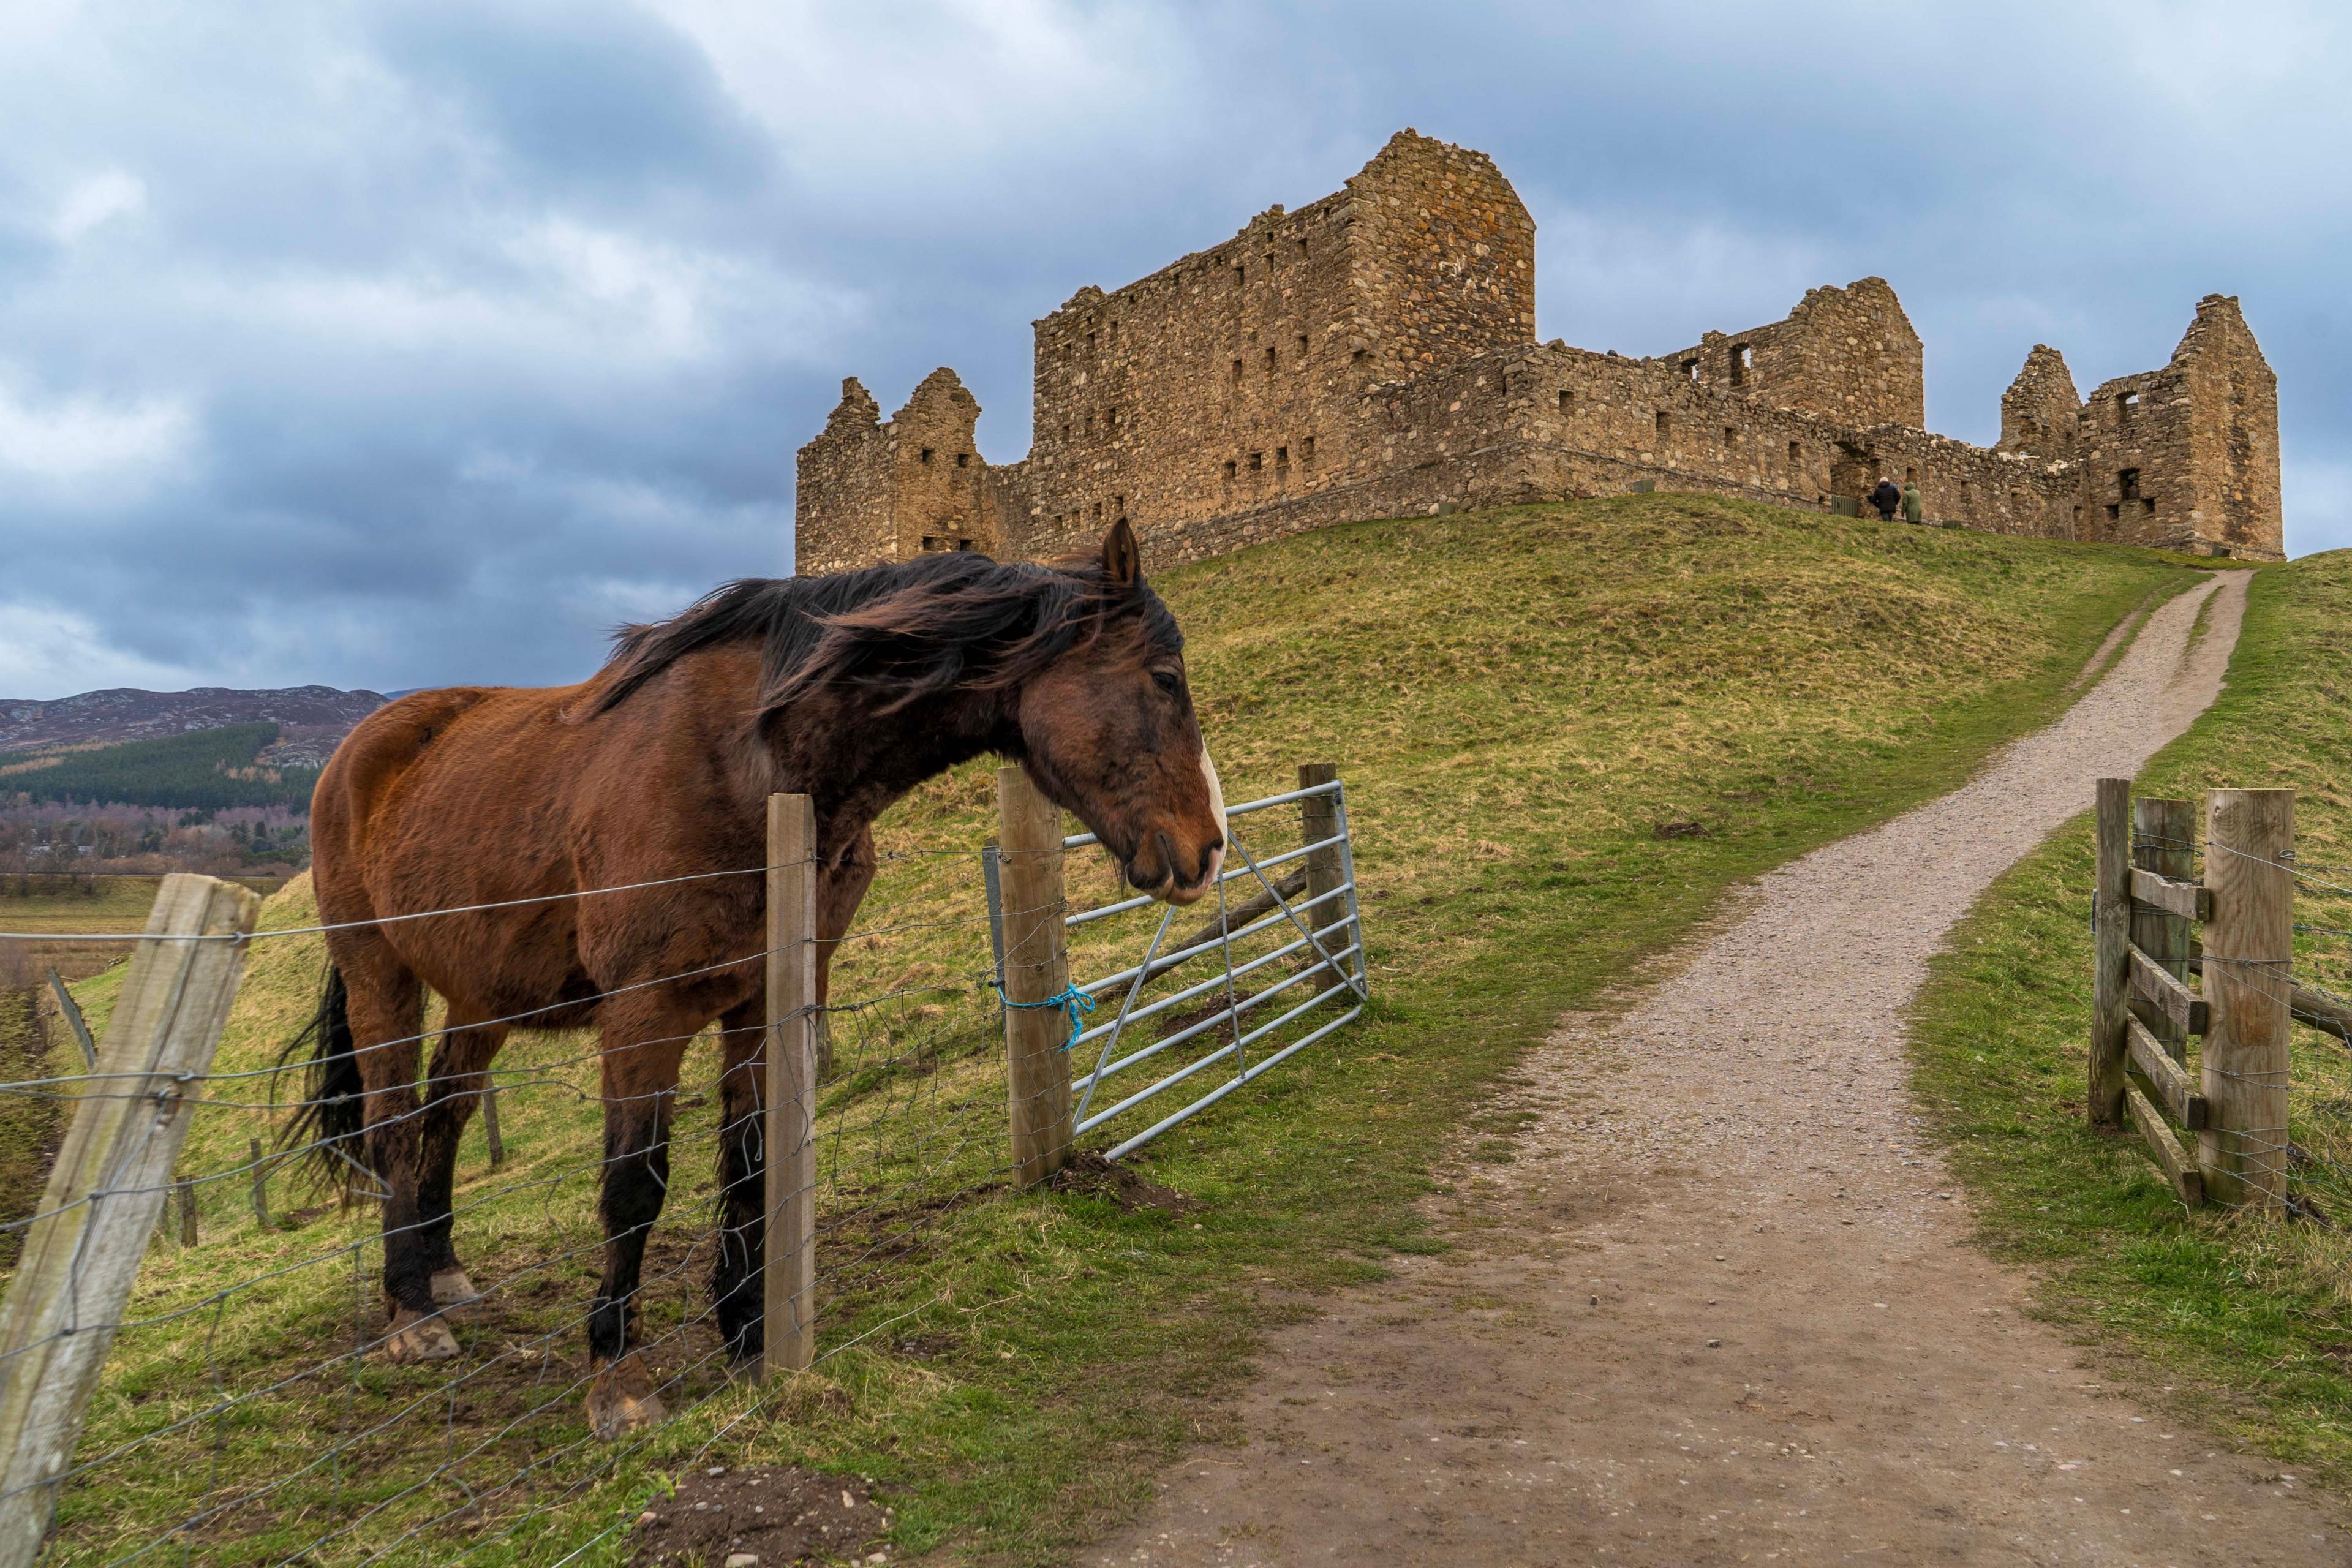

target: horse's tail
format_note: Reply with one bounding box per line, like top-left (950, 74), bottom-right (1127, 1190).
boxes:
top-left (279, 963), bottom-right (367, 1193)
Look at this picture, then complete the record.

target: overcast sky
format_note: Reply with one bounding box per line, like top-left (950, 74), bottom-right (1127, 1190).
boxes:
top-left (2, 1), bottom-right (2345, 699)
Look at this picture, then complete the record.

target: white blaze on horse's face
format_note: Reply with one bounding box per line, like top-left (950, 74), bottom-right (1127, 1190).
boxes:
top-left (1199, 744), bottom-right (1227, 888)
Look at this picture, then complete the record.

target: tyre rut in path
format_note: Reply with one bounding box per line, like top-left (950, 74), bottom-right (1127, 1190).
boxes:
top-left (1089, 570), bottom-right (2345, 1566)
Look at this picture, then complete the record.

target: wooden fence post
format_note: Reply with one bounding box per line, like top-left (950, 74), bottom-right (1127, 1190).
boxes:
top-left (0, 873), bottom-right (260, 1567)
top-left (764, 793), bottom-right (818, 1378)
top-left (2132, 796), bottom-right (2196, 1065)
top-left (998, 767), bottom-right (1074, 1186)
top-left (2089, 778), bottom-right (2132, 1126)
top-left (2200, 788), bottom-right (2294, 1210)
top-left (478, 1084), bottom-right (505, 1170)
top-left (1298, 763), bottom-right (1345, 983)
top-left (248, 1138), bottom-right (271, 1229)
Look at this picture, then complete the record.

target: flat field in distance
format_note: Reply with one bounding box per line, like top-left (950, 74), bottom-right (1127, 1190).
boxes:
top-left (43, 496), bottom-right (2215, 1564)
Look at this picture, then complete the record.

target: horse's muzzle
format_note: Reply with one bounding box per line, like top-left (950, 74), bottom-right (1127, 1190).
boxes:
top-left (1132, 834), bottom-right (1225, 907)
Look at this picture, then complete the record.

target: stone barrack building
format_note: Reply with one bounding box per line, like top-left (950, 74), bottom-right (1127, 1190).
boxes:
top-left (796, 130), bottom-right (2283, 575)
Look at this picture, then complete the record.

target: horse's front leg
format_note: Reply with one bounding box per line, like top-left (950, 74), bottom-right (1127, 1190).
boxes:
top-left (584, 999), bottom-right (692, 1441)
top-left (416, 1014), bottom-right (510, 1309)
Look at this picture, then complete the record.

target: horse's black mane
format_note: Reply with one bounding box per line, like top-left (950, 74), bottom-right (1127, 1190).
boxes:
top-left (591, 549), bottom-right (1180, 724)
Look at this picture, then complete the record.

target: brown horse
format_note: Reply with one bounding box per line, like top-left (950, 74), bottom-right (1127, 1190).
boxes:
top-left (292, 521), bottom-right (1224, 1439)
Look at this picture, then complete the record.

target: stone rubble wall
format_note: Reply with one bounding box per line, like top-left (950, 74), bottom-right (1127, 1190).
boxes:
top-left (795, 134), bottom-right (2285, 576)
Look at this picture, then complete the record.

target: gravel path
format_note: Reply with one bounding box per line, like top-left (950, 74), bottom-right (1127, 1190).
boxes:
top-left (1089, 570), bottom-right (2346, 1566)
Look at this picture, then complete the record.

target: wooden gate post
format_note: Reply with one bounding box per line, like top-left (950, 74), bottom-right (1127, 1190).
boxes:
top-left (764, 793), bottom-right (818, 1377)
top-left (2089, 778), bottom-right (2132, 1126)
top-left (0, 874), bottom-right (260, 1568)
top-left (2200, 788), bottom-right (2294, 1210)
top-left (2132, 797), bottom-right (2196, 1065)
top-left (998, 766), bottom-right (1074, 1186)
top-left (1298, 763), bottom-right (1345, 983)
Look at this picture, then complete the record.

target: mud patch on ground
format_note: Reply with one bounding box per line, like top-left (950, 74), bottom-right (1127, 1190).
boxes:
top-left (631, 1464), bottom-right (891, 1566)
top-left (1047, 1150), bottom-right (1198, 1216)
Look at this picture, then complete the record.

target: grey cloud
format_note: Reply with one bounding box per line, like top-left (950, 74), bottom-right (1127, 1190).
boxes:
top-left (0, 1), bottom-right (2343, 701)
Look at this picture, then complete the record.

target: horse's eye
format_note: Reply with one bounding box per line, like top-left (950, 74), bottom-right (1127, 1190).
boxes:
top-left (1151, 669), bottom-right (1182, 698)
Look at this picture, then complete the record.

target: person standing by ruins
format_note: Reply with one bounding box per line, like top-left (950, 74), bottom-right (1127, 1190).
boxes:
top-left (1902, 480), bottom-right (1923, 524)
top-left (1870, 477), bottom-right (1902, 521)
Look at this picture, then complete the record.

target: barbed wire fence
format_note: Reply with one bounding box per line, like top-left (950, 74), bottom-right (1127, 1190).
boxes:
top-left (0, 764), bottom-right (1368, 1566)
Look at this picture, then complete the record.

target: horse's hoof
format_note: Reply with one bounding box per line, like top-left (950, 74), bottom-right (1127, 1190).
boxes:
top-left (586, 1354), bottom-right (667, 1441)
top-left (430, 1268), bottom-right (481, 1308)
top-left (727, 1354), bottom-right (763, 1385)
top-left (383, 1308), bottom-right (460, 1363)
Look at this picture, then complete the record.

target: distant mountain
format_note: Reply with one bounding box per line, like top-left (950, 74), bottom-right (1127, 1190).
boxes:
top-left (0, 685), bottom-right (386, 759)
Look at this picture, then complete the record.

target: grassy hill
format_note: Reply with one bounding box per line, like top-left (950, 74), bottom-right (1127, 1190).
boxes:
top-left (1912, 548), bottom-right (2352, 1490)
top-left (41, 495), bottom-right (2212, 1564)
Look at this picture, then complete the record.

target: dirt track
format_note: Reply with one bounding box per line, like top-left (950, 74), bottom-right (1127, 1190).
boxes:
top-left (1088, 571), bottom-right (2349, 1565)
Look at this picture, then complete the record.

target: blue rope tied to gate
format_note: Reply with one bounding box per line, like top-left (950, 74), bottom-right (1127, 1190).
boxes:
top-left (993, 981), bottom-right (1097, 1052)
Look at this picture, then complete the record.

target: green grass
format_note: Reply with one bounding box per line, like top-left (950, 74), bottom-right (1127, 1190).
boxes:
top-left (36, 495), bottom-right (2205, 1564)
top-left (1911, 548), bottom-right (2352, 1489)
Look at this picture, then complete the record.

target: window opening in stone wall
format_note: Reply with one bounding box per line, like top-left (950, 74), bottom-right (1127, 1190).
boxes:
top-left (1083, 413), bottom-right (1093, 436)
top-left (1558, 390), bottom-right (1572, 412)
top-left (955, 452), bottom-right (970, 468)
top-left (1297, 334), bottom-right (1309, 360)
top-left (1115, 495), bottom-right (1125, 514)
top-left (1061, 423), bottom-right (1071, 440)
top-left (1789, 440), bottom-right (1801, 467)
top-left (1656, 412), bottom-right (1671, 442)
top-left (1091, 502), bottom-right (1102, 521)
top-left (1108, 320), bottom-right (1118, 343)
top-left (959, 538), bottom-right (974, 551)
top-left (1904, 465), bottom-right (1917, 483)
top-left (2106, 503), bottom-right (2121, 520)
top-left (1296, 238), bottom-right (1308, 258)
top-left (1231, 358), bottom-right (1244, 384)
top-left (2071, 505), bottom-right (2083, 535)
top-left (1275, 446), bottom-right (1289, 467)
top-left (1302, 435), bottom-right (1316, 461)
top-left (1108, 407), bottom-right (1119, 431)
top-left (1249, 451), bottom-right (1262, 471)
top-left (2143, 498), bottom-right (2157, 515)
top-left (2119, 468), bottom-right (2141, 501)
top-left (919, 448), bottom-right (933, 464)
top-left (1265, 347), bottom-right (1278, 374)
top-left (1731, 344), bottom-right (1751, 386)
top-left (1724, 426), bottom-right (1736, 447)
top-left (1351, 349), bottom-right (1367, 365)
top-left (1681, 360), bottom-right (1699, 380)
top-left (1087, 331), bottom-right (1096, 353)
top-left (922, 536), bottom-right (948, 552)
top-left (2119, 391), bottom-right (2138, 426)
top-left (1233, 264), bottom-right (1245, 288)
top-left (1224, 460), bottom-right (1237, 481)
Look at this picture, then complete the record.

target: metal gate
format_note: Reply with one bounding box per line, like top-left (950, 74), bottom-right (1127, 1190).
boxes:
top-left (988, 769), bottom-right (1369, 1161)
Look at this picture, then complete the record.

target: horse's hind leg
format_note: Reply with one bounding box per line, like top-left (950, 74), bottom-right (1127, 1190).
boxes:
top-left (710, 996), bottom-right (766, 1368)
top-left (584, 997), bottom-right (693, 1441)
top-left (334, 937), bottom-right (453, 1362)
top-left (417, 1014), bottom-right (510, 1308)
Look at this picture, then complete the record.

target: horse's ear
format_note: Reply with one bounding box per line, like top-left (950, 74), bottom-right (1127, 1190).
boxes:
top-left (1100, 518), bottom-right (1140, 592)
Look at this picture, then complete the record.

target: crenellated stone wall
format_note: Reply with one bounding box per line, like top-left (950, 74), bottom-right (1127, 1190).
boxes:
top-left (795, 132), bottom-right (2284, 572)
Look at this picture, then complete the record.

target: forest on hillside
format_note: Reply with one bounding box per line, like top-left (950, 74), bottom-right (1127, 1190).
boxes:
top-left (0, 723), bottom-right (320, 812)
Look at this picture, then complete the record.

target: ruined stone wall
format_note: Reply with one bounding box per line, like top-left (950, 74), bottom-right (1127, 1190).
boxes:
top-left (793, 371), bottom-right (1000, 573)
top-left (1009, 129), bottom-right (1534, 568)
top-left (794, 379), bottom-right (896, 576)
top-left (1664, 278), bottom-right (1925, 432)
top-left (796, 132), bottom-right (2282, 577)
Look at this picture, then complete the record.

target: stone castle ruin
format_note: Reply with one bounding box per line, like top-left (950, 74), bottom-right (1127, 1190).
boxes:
top-left (796, 130), bottom-right (2282, 575)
